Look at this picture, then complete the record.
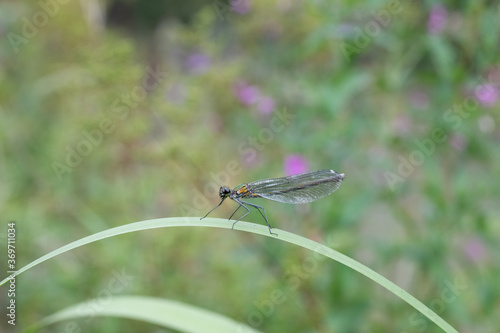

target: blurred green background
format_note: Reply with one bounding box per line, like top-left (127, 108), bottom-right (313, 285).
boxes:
top-left (1, 0), bottom-right (499, 332)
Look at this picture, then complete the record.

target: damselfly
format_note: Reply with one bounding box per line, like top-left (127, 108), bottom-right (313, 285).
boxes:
top-left (201, 169), bottom-right (345, 235)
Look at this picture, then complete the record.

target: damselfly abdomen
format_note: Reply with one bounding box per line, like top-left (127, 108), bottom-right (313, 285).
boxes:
top-left (201, 169), bottom-right (345, 235)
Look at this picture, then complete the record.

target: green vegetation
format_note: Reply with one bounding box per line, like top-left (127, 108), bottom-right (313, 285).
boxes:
top-left (1, 0), bottom-right (499, 332)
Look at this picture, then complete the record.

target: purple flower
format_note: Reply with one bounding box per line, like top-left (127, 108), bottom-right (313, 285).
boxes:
top-left (427, 4), bottom-right (447, 34)
top-left (475, 84), bottom-right (499, 107)
top-left (234, 81), bottom-right (261, 105)
top-left (464, 237), bottom-right (486, 262)
top-left (257, 96), bottom-right (275, 114)
top-left (233, 81), bottom-right (276, 113)
top-left (186, 53), bottom-right (211, 74)
top-left (231, 0), bottom-right (251, 14)
top-left (284, 155), bottom-right (308, 176)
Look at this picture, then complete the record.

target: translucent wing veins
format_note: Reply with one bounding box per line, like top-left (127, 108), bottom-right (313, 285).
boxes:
top-left (246, 169), bottom-right (345, 204)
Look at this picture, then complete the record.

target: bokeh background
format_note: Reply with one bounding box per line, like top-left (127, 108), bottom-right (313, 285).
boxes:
top-left (1, 0), bottom-right (499, 332)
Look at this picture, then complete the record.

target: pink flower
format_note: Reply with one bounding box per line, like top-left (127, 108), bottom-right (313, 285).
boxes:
top-left (257, 96), bottom-right (275, 114)
top-left (233, 81), bottom-right (276, 113)
top-left (475, 84), bottom-right (499, 107)
top-left (464, 237), bottom-right (486, 262)
top-left (231, 0), bottom-right (251, 14)
top-left (427, 4), bottom-right (447, 34)
top-left (284, 155), bottom-right (308, 176)
top-left (234, 81), bottom-right (261, 105)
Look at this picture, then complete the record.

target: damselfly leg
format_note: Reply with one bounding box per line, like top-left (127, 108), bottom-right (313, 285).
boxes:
top-left (228, 204), bottom-right (242, 221)
top-left (200, 198), bottom-right (226, 220)
top-left (233, 198), bottom-right (276, 236)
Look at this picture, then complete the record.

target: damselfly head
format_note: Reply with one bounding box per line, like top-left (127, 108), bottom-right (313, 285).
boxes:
top-left (219, 186), bottom-right (231, 198)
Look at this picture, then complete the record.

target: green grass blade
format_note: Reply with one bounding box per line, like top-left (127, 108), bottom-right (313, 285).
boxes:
top-left (0, 217), bottom-right (458, 332)
top-left (36, 295), bottom-right (262, 333)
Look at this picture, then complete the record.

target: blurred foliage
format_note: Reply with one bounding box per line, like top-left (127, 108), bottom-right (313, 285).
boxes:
top-left (1, 0), bottom-right (499, 332)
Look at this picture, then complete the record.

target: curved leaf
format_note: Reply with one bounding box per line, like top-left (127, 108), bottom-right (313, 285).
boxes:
top-left (0, 217), bottom-right (458, 333)
top-left (38, 295), bottom-right (262, 333)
